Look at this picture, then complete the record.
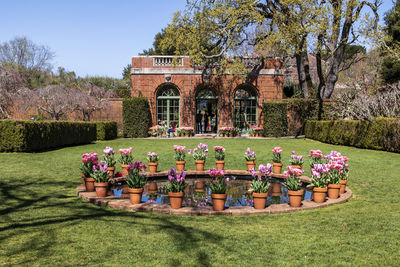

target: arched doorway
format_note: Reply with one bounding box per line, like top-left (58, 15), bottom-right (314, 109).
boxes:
top-left (233, 84), bottom-right (258, 129)
top-left (195, 86), bottom-right (218, 133)
top-left (156, 84), bottom-right (180, 127)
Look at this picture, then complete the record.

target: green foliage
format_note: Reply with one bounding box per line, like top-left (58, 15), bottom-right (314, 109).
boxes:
top-left (116, 88), bottom-right (131, 98)
top-left (282, 176), bottom-right (302, 191)
top-left (141, 28), bottom-right (178, 56)
top-left (0, 120), bottom-right (96, 152)
top-left (249, 178), bottom-right (270, 193)
top-left (209, 177), bottom-right (228, 194)
top-left (77, 76), bottom-right (129, 91)
top-left (126, 169), bottom-right (147, 189)
top-left (304, 118), bottom-right (400, 153)
top-left (287, 99), bottom-right (319, 136)
top-left (94, 121), bottom-right (118, 140)
top-left (381, 0), bottom-right (400, 84)
top-left (263, 101), bottom-right (288, 137)
top-left (122, 98), bottom-right (151, 138)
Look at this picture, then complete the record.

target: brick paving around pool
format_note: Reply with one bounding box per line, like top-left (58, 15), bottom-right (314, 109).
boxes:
top-left (77, 170), bottom-right (353, 216)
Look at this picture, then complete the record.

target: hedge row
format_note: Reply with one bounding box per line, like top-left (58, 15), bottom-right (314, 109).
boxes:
top-left (122, 98), bottom-right (151, 138)
top-left (304, 118), bottom-right (400, 153)
top-left (263, 99), bottom-right (335, 137)
top-left (0, 120), bottom-right (97, 152)
top-left (263, 101), bottom-right (288, 137)
top-left (94, 121), bottom-right (118, 140)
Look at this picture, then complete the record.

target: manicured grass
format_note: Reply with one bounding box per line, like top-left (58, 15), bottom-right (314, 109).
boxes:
top-left (1, 138), bottom-right (400, 266)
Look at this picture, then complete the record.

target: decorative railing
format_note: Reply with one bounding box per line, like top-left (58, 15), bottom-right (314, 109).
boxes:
top-left (153, 56), bottom-right (184, 66)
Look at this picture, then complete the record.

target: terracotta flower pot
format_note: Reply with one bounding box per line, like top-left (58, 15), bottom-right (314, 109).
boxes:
top-left (94, 182), bottom-right (108, 197)
top-left (272, 163), bottom-right (283, 174)
top-left (176, 160), bottom-right (186, 172)
top-left (291, 165), bottom-right (303, 169)
top-left (253, 192), bottom-right (268, 209)
top-left (106, 167), bottom-right (115, 177)
top-left (147, 181), bottom-right (158, 194)
top-left (85, 177), bottom-right (95, 192)
top-left (327, 184), bottom-right (341, 199)
top-left (122, 185), bottom-right (130, 198)
top-left (121, 164), bottom-right (130, 176)
top-left (215, 160), bottom-right (225, 170)
top-left (246, 161), bottom-right (256, 171)
top-left (128, 188), bottom-right (144, 204)
top-left (195, 181), bottom-right (205, 192)
top-left (313, 187), bottom-right (327, 203)
top-left (270, 181), bottom-right (282, 196)
top-left (340, 179), bottom-right (348, 194)
top-left (195, 160), bottom-right (205, 171)
top-left (168, 191), bottom-right (184, 209)
top-left (288, 190), bottom-right (304, 207)
top-left (148, 162), bottom-right (158, 173)
top-left (211, 193), bottom-right (227, 211)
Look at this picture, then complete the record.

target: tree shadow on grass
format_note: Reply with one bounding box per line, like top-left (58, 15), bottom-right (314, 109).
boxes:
top-left (0, 179), bottom-right (221, 266)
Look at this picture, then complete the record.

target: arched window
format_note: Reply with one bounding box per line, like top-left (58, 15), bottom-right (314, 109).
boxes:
top-left (234, 85), bottom-right (258, 129)
top-left (156, 85), bottom-right (180, 127)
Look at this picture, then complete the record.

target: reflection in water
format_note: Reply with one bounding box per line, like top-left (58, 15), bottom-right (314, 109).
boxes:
top-left (138, 177), bottom-right (311, 208)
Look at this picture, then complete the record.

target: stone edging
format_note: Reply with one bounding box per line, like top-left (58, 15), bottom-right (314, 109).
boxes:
top-left (77, 185), bottom-right (352, 216)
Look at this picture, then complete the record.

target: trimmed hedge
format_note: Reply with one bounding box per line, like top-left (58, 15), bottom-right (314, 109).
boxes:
top-left (287, 99), bottom-right (319, 136)
top-left (0, 120), bottom-right (96, 152)
top-left (94, 121), bottom-right (118, 140)
top-left (304, 118), bottom-right (400, 153)
top-left (123, 97), bottom-right (151, 138)
top-left (263, 101), bottom-right (288, 137)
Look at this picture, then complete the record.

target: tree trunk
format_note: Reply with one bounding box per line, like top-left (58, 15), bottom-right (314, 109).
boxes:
top-left (295, 53), bottom-right (309, 98)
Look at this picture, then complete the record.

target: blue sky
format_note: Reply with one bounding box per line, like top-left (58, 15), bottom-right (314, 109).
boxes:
top-left (0, 0), bottom-right (394, 78)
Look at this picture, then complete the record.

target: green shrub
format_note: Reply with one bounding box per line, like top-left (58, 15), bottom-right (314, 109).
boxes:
top-left (116, 88), bottom-right (131, 98)
top-left (287, 99), bottom-right (319, 135)
top-left (0, 120), bottom-right (96, 152)
top-left (304, 118), bottom-right (400, 153)
top-left (122, 98), bottom-right (151, 138)
top-left (94, 121), bottom-right (118, 140)
top-left (263, 101), bottom-right (288, 137)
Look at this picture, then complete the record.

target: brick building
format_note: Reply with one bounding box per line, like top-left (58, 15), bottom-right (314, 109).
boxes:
top-left (130, 56), bottom-right (284, 133)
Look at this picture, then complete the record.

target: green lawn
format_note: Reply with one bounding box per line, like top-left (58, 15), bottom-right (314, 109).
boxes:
top-left (1, 138), bottom-right (400, 266)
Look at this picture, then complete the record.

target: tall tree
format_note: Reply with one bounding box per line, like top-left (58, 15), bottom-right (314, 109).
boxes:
top-left (159, 0), bottom-right (379, 99)
top-left (0, 37), bottom-right (55, 88)
top-left (380, 0), bottom-right (400, 84)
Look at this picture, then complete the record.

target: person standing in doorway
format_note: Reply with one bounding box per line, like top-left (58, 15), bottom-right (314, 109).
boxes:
top-left (204, 112), bottom-right (209, 133)
top-left (196, 111), bottom-right (202, 134)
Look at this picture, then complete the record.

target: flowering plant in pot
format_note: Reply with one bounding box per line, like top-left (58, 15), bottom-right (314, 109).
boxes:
top-left (308, 150), bottom-right (324, 170)
top-left (249, 163), bottom-right (272, 209)
top-left (166, 168), bottom-right (188, 209)
top-left (307, 164), bottom-right (330, 203)
top-left (173, 145), bottom-right (186, 172)
top-left (103, 147), bottom-right (116, 177)
top-left (92, 161), bottom-right (110, 197)
top-left (118, 147), bottom-right (133, 176)
top-left (326, 159), bottom-right (345, 199)
top-left (146, 152), bottom-right (159, 173)
top-left (209, 168), bottom-right (229, 211)
top-left (188, 143), bottom-right (208, 171)
top-left (214, 146), bottom-right (226, 170)
top-left (283, 166), bottom-right (305, 207)
top-left (80, 152), bottom-right (98, 191)
top-left (289, 151), bottom-right (303, 169)
top-left (126, 161), bottom-right (147, 204)
top-left (271, 147), bottom-right (283, 174)
top-left (244, 147), bottom-right (257, 171)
